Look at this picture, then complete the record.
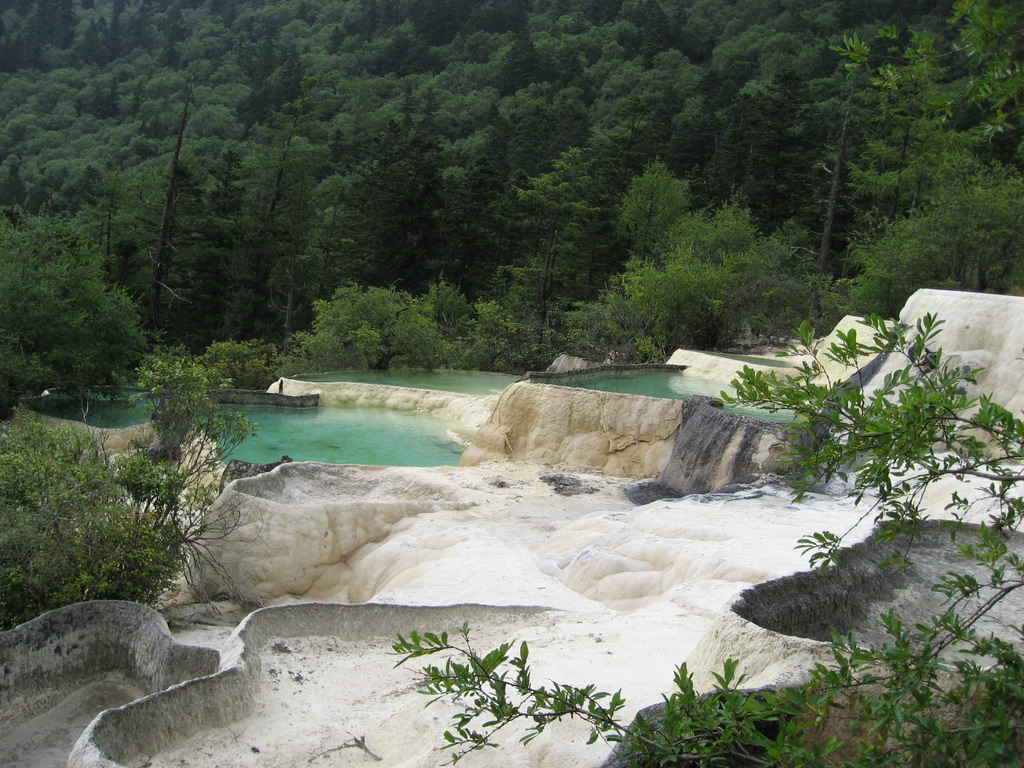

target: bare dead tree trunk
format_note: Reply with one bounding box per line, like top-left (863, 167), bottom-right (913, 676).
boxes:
top-left (149, 76), bottom-right (194, 330)
top-left (282, 251), bottom-right (296, 352)
top-left (813, 98), bottom-right (852, 315)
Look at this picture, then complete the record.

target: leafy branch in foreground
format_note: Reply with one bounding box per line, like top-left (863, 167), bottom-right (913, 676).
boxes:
top-left (725, 311), bottom-right (1024, 765)
top-left (393, 624), bottom-right (625, 757)
top-left (725, 313), bottom-right (1024, 569)
top-left (392, 625), bottom-right (827, 766)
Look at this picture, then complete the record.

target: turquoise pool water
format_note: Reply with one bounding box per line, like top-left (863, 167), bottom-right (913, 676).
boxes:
top-left (23, 389), bottom-right (150, 429)
top-left (26, 391), bottom-right (465, 466)
top-left (292, 369), bottom-right (518, 395)
top-left (558, 371), bottom-right (793, 422)
top-left (221, 404), bottom-right (463, 466)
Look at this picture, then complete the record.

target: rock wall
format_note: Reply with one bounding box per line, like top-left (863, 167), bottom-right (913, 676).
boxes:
top-left (658, 397), bottom-right (789, 495)
top-left (528, 362), bottom-right (684, 382)
top-left (68, 603), bottom-right (551, 768)
top-left (461, 382), bottom-right (683, 478)
top-left (0, 602), bottom-right (218, 739)
top-left (270, 378), bottom-right (496, 430)
top-left (894, 289), bottom-right (1024, 414)
top-left (208, 389), bottom-right (318, 407)
top-left (685, 520), bottom-right (1024, 691)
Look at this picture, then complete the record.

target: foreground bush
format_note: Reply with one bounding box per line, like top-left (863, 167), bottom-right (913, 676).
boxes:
top-left (0, 416), bottom-right (180, 629)
top-left (0, 353), bottom-right (255, 630)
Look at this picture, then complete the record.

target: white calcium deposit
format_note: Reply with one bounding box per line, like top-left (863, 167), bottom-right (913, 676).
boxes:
top-left (271, 378), bottom-right (497, 431)
top-left (896, 289), bottom-right (1024, 413)
top-left (461, 381), bottom-right (683, 477)
top-left (666, 314), bottom-right (876, 386)
top-left (163, 461), bottom-right (881, 768)
top-left (12, 288), bottom-right (1023, 768)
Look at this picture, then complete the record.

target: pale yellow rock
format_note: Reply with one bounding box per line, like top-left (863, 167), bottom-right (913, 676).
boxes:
top-left (270, 378), bottom-right (497, 431)
top-left (460, 381), bottom-right (683, 478)
top-left (664, 348), bottom-right (788, 383)
top-left (666, 314), bottom-right (879, 388)
top-left (897, 288), bottom-right (1024, 415)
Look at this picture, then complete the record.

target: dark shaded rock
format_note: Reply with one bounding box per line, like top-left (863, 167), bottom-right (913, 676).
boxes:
top-left (207, 390), bottom-right (318, 408)
top-left (706, 474), bottom-right (785, 497)
top-left (732, 520), bottom-right (1024, 648)
top-left (146, 399), bottom-right (190, 463)
top-left (540, 473), bottom-right (597, 496)
top-left (659, 396), bottom-right (789, 496)
top-left (221, 456), bottom-right (293, 491)
top-left (145, 443), bottom-right (182, 463)
top-left (791, 351), bottom-right (889, 456)
top-left (624, 480), bottom-right (682, 505)
top-left (525, 362), bottom-right (686, 383)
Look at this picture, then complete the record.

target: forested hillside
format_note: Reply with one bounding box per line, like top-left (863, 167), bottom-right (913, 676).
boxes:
top-left (0, 0), bottom-right (1021, 404)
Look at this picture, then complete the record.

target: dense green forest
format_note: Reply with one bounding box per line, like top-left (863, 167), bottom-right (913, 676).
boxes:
top-left (1, 0), bottom-right (1022, 411)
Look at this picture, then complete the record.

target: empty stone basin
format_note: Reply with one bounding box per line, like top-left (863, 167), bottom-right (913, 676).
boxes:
top-left (68, 603), bottom-right (556, 768)
top-left (686, 520), bottom-right (1024, 691)
top-left (0, 601), bottom-right (219, 768)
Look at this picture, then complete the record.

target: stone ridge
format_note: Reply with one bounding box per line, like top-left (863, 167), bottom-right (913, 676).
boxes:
top-left (462, 381), bottom-right (684, 477)
top-left (1, 601), bottom-right (218, 743)
top-left (67, 603), bottom-right (552, 768)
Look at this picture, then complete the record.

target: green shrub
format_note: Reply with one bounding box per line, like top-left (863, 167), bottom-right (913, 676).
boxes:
top-left (0, 416), bottom-right (180, 629)
top-left (199, 339), bottom-right (279, 391)
top-left (279, 284), bottom-right (448, 374)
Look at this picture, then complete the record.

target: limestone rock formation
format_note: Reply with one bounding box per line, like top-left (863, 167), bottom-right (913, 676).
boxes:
top-left (208, 389), bottom-right (318, 407)
top-left (66, 603), bottom-right (553, 768)
top-left (665, 314), bottom-right (878, 387)
top-left (1, 601), bottom-right (218, 768)
top-left (685, 521), bottom-right (1024, 692)
top-left (461, 381), bottom-right (683, 478)
top-left (664, 348), bottom-right (787, 382)
top-left (881, 288), bottom-right (1024, 414)
top-left (658, 396), bottom-right (789, 496)
top-left (220, 455), bottom-right (293, 491)
top-left (270, 378), bottom-right (496, 430)
top-left (198, 462), bottom-right (501, 602)
top-left (544, 353), bottom-right (603, 373)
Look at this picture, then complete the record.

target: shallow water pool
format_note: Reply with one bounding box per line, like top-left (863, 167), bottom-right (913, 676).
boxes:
top-left (23, 389), bottom-right (148, 429)
top-left (555, 371), bottom-right (793, 423)
top-left (292, 369), bottom-right (518, 395)
top-left (222, 404), bottom-right (464, 466)
top-left (26, 391), bottom-right (465, 467)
